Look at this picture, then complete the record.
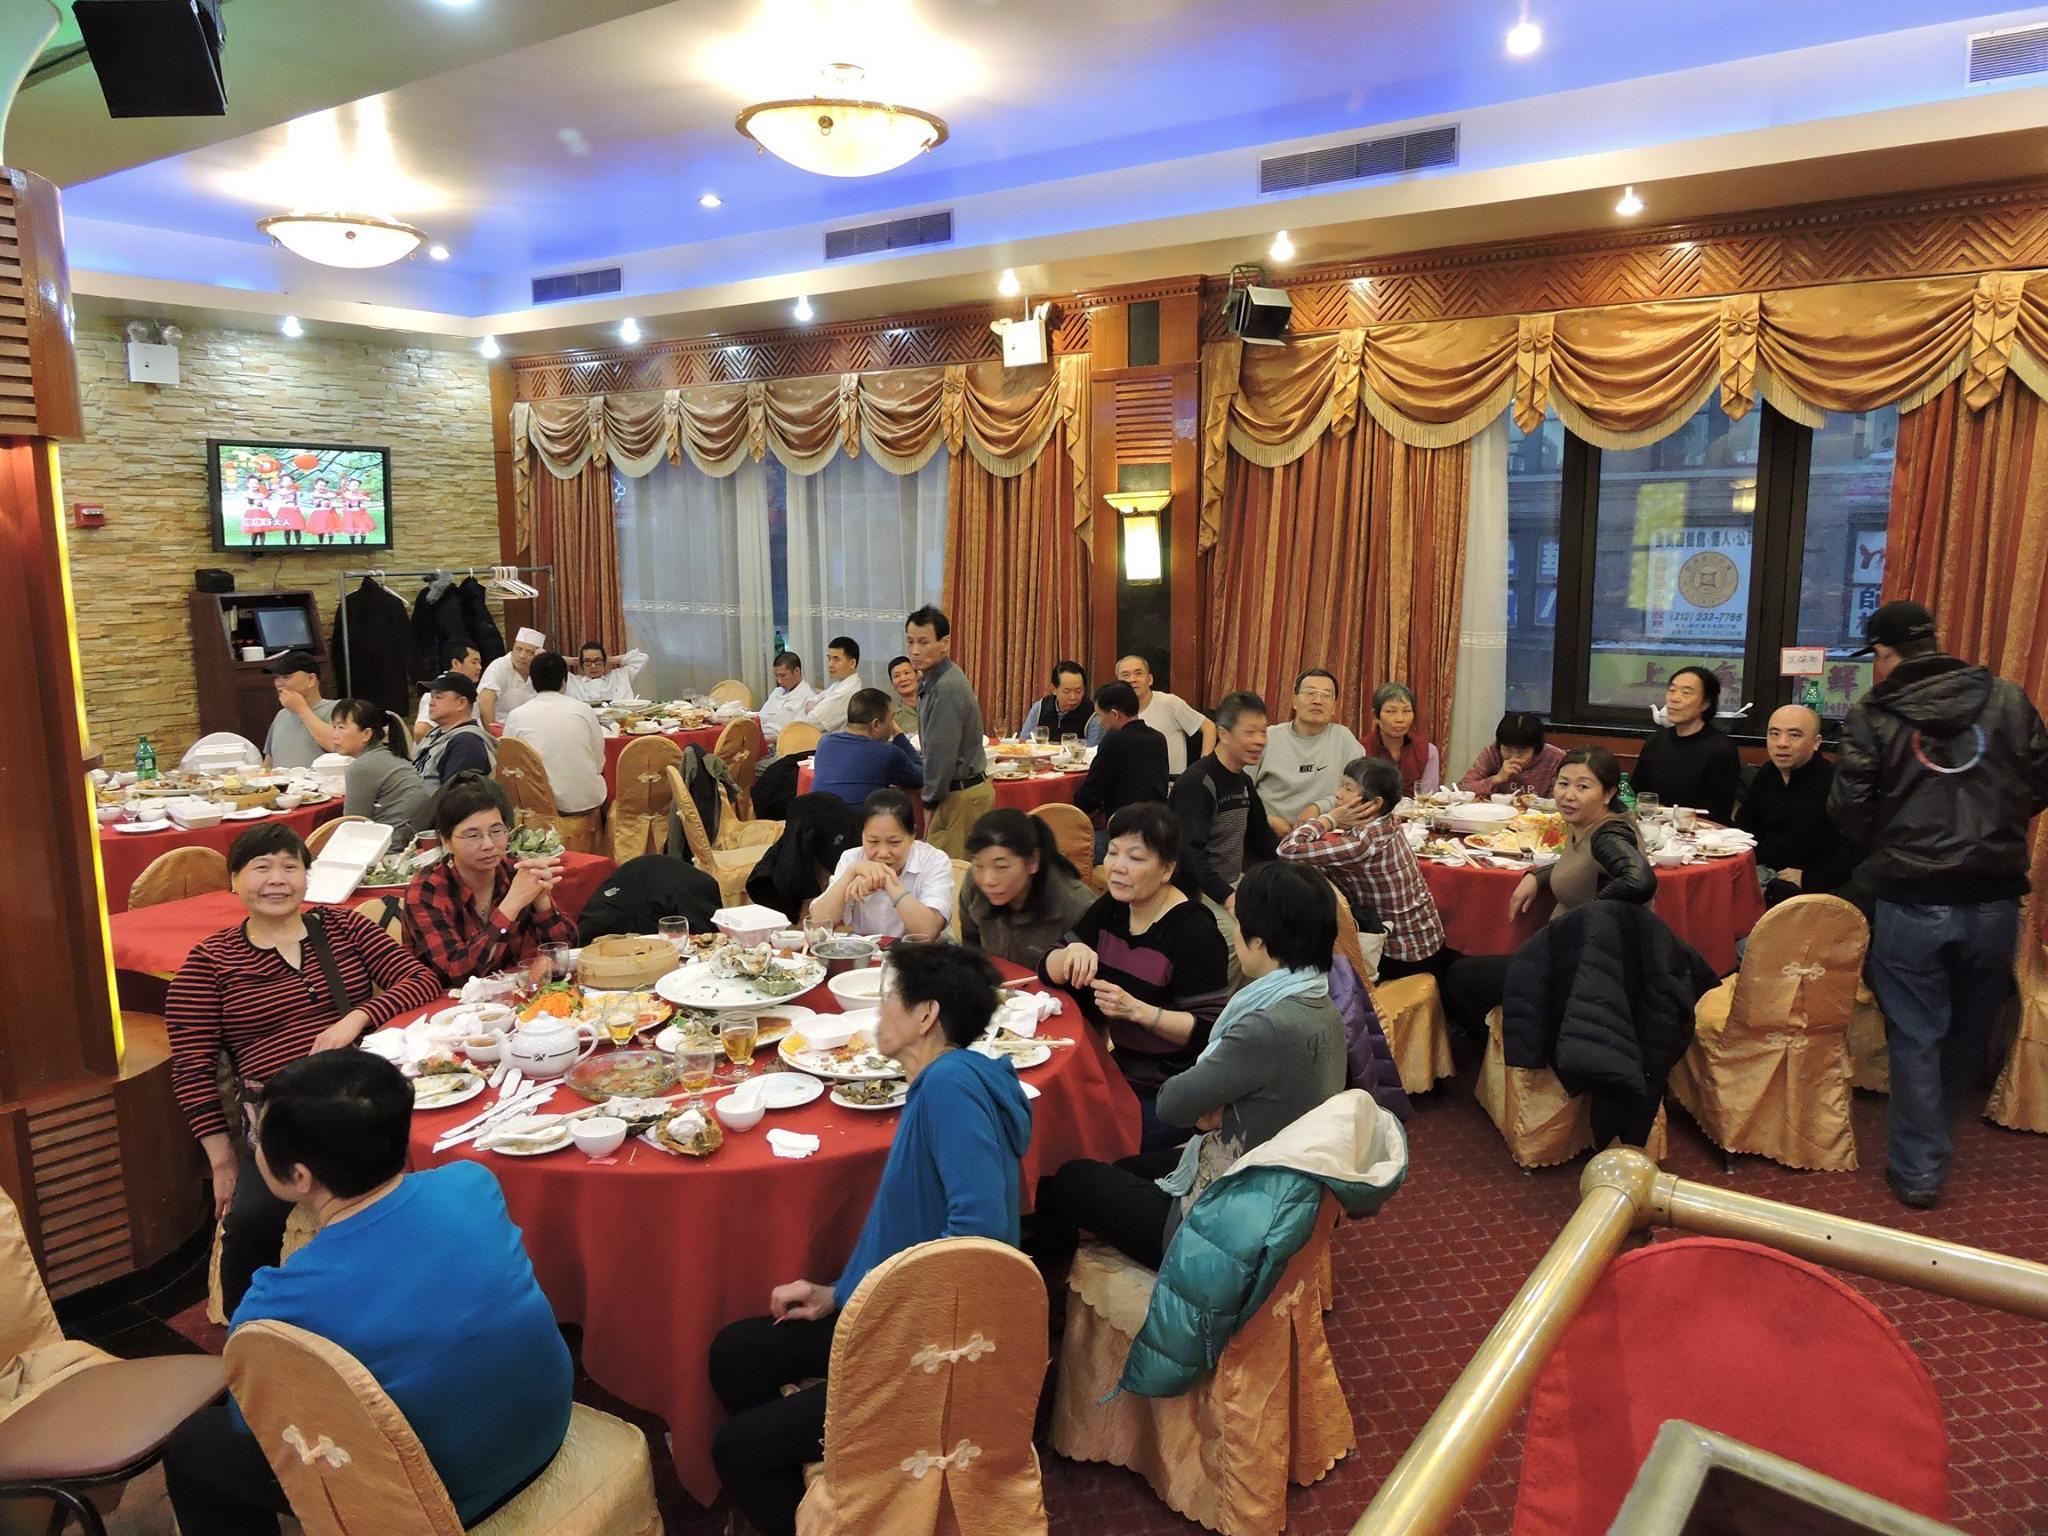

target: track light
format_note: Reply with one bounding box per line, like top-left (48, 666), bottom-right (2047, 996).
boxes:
top-left (618, 317), bottom-right (642, 344)
top-left (793, 295), bottom-right (814, 322)
top-left (479, 335), bottom-right (502, 359)
top-left (1615, 185), bottom-right (1644, 217)
top-left (1269, 230), bottom-right (1295, 262)
top-left (997, 269), bottom-right (1021, 298)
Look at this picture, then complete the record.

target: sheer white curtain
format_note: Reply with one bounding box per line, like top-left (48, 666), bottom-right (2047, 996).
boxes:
top-left (1448, 414), bottom-right (1510, 780)
top-left (616, 459), bottom-right (775, 700)
top-left (785, 448), bottom-right (948, 678)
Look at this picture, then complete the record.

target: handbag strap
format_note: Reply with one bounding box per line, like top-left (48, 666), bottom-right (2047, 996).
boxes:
top-left (302, 912), bottom-right (359, 1018)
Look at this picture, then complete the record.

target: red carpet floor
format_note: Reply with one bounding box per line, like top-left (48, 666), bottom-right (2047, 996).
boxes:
top-left (149, 1069), bottom-right (2048, 1535)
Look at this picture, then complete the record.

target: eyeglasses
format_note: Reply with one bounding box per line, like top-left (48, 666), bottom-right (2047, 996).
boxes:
top-left (454, 825), bottom-right (510, 847)
top-left (1298, 688), bottom-right (1337, 702)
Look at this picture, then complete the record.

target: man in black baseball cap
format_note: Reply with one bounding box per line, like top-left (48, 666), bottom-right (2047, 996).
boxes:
top-left (263, 650), bottom-right (339, 770)
top-left (415, 670), bottom-right (497, 790)
top-left (1830, 600), bottom-right (2048, 1208)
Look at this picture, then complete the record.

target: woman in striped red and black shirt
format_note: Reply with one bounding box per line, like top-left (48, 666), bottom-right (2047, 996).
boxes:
top-left (167, 823), bottom-right (442, 1315)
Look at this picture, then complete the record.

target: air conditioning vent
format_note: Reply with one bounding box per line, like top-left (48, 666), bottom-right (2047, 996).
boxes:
top-left (1969, 23), bottom-right (2048, 84)
top-left (1259, 124), bottom-right (1458, 195)
top-left (531, 266), bottom-right (623, 305)
top-left (823, 210), bottom-right (954, 261)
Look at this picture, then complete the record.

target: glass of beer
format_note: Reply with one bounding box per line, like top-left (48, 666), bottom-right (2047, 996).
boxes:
top-left (720, 1015), bottom-right (760, 1076)
top-left (675, 1039), bottom-right (719, 1102)
top-left (603, 997), bottom-right (638, 1047)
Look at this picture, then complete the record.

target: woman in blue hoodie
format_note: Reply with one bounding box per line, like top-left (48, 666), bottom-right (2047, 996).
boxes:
top-left (708, 941), bottom-right (1033, 1536)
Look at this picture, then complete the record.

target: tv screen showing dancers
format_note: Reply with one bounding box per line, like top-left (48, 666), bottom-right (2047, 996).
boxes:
top-left (209, 440), bottom-right (392, 553)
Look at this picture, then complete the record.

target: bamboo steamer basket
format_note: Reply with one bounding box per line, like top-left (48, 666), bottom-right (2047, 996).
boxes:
top-left (578, 934), bottom-right (681, 990)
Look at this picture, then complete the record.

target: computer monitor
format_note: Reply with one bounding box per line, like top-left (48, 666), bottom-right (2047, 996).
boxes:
top-left (252, 607), bottom-right (314, 652)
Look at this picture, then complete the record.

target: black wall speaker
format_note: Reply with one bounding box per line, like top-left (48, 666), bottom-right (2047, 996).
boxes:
top-left (74, 0), bottom-right (227, 118)
top-left (1223, 284), bottom-right (1292, 345)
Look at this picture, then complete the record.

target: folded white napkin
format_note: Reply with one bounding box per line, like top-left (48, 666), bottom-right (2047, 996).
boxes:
top-left (766, 1128), bottom-right (820, 1160)
top-left (991, 991), bottom-right (1059, 1038)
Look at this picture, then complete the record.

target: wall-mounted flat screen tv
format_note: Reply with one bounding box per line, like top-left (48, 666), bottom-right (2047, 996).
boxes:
top-left (208, 440), bottom-right (393, 553)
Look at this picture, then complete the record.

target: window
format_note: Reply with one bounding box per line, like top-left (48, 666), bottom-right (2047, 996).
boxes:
top-left (615, 459), bottom-right (776, 698)
top-left (1505, 410), bottom-right (1563, 713)
top-left (783, 449), bottom-right (949, 678)
top-left (1797, 405), bottom-right (1896, 718)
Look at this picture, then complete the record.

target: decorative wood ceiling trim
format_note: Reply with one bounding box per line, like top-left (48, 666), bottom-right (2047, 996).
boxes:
top-left (1199, 175), bottom-right (2048, 340)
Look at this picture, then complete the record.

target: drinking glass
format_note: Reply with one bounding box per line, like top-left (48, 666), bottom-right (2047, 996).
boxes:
top-left (1060, 733), bottom-right (1080, 761)
top-left (603, 997), bottom-right (637, 1047)
top-left (675, 1040), bottom-right (719, 1102)
top-left (634, 988), bottom-right (669, 1037)
top-left (658, 916), bottom-right (691, 958)
top-left (543, 944), bottom-right (576, 985)
top-left (720, 1015), bottom-right (760, 1075)
top-left (1033, 727), bottom-right (1051, 746)
top-left (1674, 806), bottom-right (1699, 833)
top-left (1635, 792), bottom-right (1661, 820)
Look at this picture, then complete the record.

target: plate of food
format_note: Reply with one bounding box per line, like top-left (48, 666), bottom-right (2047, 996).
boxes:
top-left (483, 1117), bottom-right (574, 1157)
top-left (972, 1039), bottom-right (1052, 1070)
top-left (505, 823), bottom-right (566, 860)
top-left (779, 1030), bottom-right (903, 1081)
top-left (654, 1004), bottom-right (813, 1055)
top-left (832, 1079), bottom-right (909, 1111)
top-left (566, 1050), bottom-right (679, 1102)
top-left (646, 1108), bottom-right (724, 1157)
top-left (1419, 836), bottom-right (1469, 862)
top-left (411, 1068), bottom-right (485, 1109)
top-left (516, 981), bottom-right (586, 1022)
top-left (656, 953), bottom-right (826, 1011)
top-left (222, 806), bottom-right (272, 821)
top-left (596, 1095), bottom-right (683, 1128)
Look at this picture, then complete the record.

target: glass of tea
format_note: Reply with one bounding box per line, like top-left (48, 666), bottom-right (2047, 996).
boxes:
top-left (603, 997), bottom-right (638, 1047)
top-left (675, 1039), bottom-right (719, 1102)
top-left (719, 1014), bottom-right (759, 1076)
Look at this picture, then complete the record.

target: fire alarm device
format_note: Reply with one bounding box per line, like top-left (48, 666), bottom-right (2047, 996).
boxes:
top-left (73, 501), bottom-right (106, 529)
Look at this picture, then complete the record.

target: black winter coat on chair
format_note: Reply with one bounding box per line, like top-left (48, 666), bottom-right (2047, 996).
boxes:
top-left (1503, 900), bottom-right (1720, 1149)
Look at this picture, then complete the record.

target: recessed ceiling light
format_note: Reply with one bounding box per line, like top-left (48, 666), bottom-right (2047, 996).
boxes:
top-left (618, 317), bottom-right (642, 344)
top-left (1505, 17), bottom-right (1542, 56)
top-left (1615, 185), bottom-right (1644, 217)
top-left (280, 315), bottom-right (303, 338)
top-left (432, 0), bottom-right (478, 7)
top-left (479, 335), bottom-right (501, 359)
top-left (699, 192), bottom-right (723, 209)
top-left (997, 269), bottom-right (1021, 298)
top-left (793, 294), bottom-right (814, 322)
top-left (428, 243), bottom-right (450, 261)
top-left (1269, 230), bottom-right (1295, 262)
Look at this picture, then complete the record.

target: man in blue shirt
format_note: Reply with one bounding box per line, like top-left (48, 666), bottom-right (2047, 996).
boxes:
top-left (808, 686), bottom-right (924, 808)
top-left (162, 1051), bottom-right (572, 1534)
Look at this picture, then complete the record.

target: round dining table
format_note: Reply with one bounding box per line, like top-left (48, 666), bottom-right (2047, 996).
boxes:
top-left (1419, 849), bottom-right (1763, 977)
top-left (796, 760), bottom-right (1084, 813)
top-left (489, 722), bottom-right (730, 804)
top-left (396, 960), bottom-right (1138, 1504)
top-left (98, 799), bottom-right (344, 914)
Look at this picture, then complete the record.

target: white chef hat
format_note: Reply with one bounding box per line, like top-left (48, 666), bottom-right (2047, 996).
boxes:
top-left (515, 627), bottom-right (546, 648)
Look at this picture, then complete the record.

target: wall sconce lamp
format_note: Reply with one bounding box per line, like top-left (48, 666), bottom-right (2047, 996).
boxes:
top-left (1103, 489), bottom-right (1171, 584)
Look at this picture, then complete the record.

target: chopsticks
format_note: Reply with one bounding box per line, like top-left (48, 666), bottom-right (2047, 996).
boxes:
top-left (432, 1083), bottom-right (558, 1152)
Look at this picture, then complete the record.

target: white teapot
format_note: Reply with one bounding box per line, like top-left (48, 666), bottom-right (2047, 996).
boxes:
top-left (500, 1015), bottom-right (600, 1079)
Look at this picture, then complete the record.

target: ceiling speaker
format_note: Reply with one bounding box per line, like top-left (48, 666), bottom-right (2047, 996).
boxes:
top-left (1224, 284), bottom-right (1291, 345)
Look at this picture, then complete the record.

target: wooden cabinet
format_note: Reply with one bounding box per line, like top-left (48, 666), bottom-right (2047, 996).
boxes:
top-left (187, 589), bottom-right (330, 747)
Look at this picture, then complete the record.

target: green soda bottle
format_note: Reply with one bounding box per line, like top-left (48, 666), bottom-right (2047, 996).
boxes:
top-left (136, 735), bottom-right (158, 780)
top-left (1799, 678), bottom-right (1825, 713)
top-left (1617, 771), bottom-right (1637, 812)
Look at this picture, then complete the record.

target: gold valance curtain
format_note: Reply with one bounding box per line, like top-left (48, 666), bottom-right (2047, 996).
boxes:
top-left (512, 354), bottom-right (1091, 552)
top-left (1199, 270), bottom-right (2048, 552)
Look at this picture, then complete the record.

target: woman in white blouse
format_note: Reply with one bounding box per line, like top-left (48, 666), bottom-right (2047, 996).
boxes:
top-left (807, 788), bottom-right (954, 940)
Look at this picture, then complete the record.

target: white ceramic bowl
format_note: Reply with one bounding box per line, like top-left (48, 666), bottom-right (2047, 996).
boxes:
top-left (1444, 803), bottom-right (1518, 832)
top-left (826, 967), bottom-right (886, 1012)
top-left (1650, 849), bottom-right (1690, 868)
top-left (274, 793), bottom-right (304, 810)
top-left (803, 1007), bottom-right (877, 1052)
top-left (94, 804), bottom-right (124, 823)
top-left (569, 1116), bottom-right (628, 1157)
top-left (714, 1094), bottom-right (764, 1132)
top-left (461, 1033), bottom-right (506, 1065)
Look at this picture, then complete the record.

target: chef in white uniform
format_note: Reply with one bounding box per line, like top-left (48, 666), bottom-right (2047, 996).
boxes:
top-left (477, 627), bottom-right (544, 727)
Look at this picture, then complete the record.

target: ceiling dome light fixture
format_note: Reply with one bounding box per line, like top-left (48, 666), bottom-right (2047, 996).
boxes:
top-left (257, 212), bottom-right (428, 269)
top-left (736, 64), bottom-right (947, 179)
top-left (1269, 229), bottom-right (1296, 262)
top-left (618, 317), bottom-right (642, 344)
top-left (479, 335), bottom-right (502, 359)
top-left (997, 269), bottom-right (1021, 298)
top-left (1615, 185), bottom-right (1645, 217)
top-left (699, 192), bottom-right (723, 208)
top-left (793, 295), bottom-right (814, 322)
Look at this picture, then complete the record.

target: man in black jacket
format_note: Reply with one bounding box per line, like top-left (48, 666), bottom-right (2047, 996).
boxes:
top-left (1073, 681), bottom-right (1170, 843)
top-left (1736, 704), bottom-right (1856, 906)
top-left (1829, 600), bottom-right (2048, 1208)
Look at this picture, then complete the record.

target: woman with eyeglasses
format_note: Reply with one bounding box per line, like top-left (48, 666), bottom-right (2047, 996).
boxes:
top-left (403, 773), bottom-right (577, 984)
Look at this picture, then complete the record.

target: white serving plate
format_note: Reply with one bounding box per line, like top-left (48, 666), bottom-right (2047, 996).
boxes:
top-left (779, 1031), bottom-right (902, 1082)
top-left (971, 1041), bottom-right (1052, 1070)
top-left (412, 1072), bottom-right (485, 1110)
top-left (655, 956), bottom-right (826, 1011)
top-left (652, 1003), bottom-right (812, 1056)
top-left (831, 1081), bottom-right (909, 1112)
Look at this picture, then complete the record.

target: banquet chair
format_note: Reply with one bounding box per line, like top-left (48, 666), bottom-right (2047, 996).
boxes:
top-left (1847, 981), bottom-right (1891, 1094)
top-left (794, 1237), bottom-right (1048, 1536)
top-left (1329, 890), bottom-right (1448, 1095)
top-left (224, 1320), bottom-right (661, 1536)
top-left (775, 720), bottom-right (822, 759)
top-left (1048, 1192), bottom-right (1350, 1536)
top-left (493, 736), bottom-right (604, 855)
top-left (665, 765), bottom-right (781, 907)
top-left (1667, 894), bottom-right (1868, 1171)
top-left (1987, 903), bottom-right (2048, 1133)
top-left (608, 735), bottom-right (681, 865)
top-left (948, 858), bottom-right (969, 940)
top-left (1510, 1237), bottom-right (1949, 1536)
top-left (127, 845), bottom-right (229, 910)
top-left (304, 814), bottom-right (367, 859)
top-left (354, 894), bottom-right (406, 944)
top-left (0, 1188), bottom-right (226, 1536)
top-left (708, 678), bottom-right (753, 708)
top-left (1475, 1007), bottom-right (1669, 1168)
top-left (205, 1205), bottom-right (324, 1327)
top-left (1029, 803), bottom-right (1095, 884)
top-left (713, 715), bottom-right (767, 802)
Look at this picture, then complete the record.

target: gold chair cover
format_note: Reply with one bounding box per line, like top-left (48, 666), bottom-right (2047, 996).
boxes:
top-left (1668, 895), bottom-right (1869, 1172)
top-left (708, 679), bottom-right (753, 708)
top-left (0, 1188), bottom-right (114, 1427)
top-left (796, 1237), bottom-right (1048, 1536)
top-left (665, 765), bottom-right (779, 906)
top-left (1475, 1008), bottom-right (1670, 1169)
top-left (1366, 973), bottom-right (1454, 1096)
top-left (206, 1205), bottom-right (324, 1327)
top-left (713, 716), bottom-right (766, 795)
top-left (225, 1319), bottom-right (661, 1536)
top-left (1987, 902), bottom-right (2048, 1133)
top-left (1847, 981), bottom-right (1891, 1094)
top-left (1028, 803), bottom-right (1094, 882)
top-left (128, 845), bottom-right (230, 909)
top-left (608, 736), bottom-right (681, 864)
top-left (1047, 1192), bottom-right (1351, 1536)
top-left (775, 720), bottom-right (823, 758)
top-left (494, 735), bottom-right (605, 854)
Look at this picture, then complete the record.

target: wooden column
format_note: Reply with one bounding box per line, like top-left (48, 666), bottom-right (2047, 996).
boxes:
top-left (0, 168), bottom-right (203, 1294)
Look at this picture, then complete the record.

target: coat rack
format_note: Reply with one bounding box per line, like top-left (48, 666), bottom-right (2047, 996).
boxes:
top-left (335, 563), bottom-right (555, 697)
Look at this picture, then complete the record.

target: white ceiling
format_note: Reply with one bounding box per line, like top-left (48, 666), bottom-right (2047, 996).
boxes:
top-left (17, 0), bottom-right (2048, 351)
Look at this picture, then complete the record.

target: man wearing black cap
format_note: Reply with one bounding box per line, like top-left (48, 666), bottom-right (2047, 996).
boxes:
top-left (1829, 600), bottom-right (2048, 1208)
top-left (263, 651), bottom-right (340, 770)
top-left (415, 671), bottom-right (498, 790)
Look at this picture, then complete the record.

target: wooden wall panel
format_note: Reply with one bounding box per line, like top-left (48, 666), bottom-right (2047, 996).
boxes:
top-left (0, 170), bottom-right (80, 441)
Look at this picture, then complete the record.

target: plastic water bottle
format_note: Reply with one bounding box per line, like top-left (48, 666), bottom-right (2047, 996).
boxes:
top-left (1616, 771), bottom-right (1637, 812)
top-left (135, 735), bottom-right (158, 781)
top-left (1799, 678), bottom-right (1825, 713)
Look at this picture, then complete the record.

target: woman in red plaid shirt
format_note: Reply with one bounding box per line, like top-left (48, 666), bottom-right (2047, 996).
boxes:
top-left (1277, 755), bottom-right (1449, 981)
top-left (403, 774), bottom-right (577, 984)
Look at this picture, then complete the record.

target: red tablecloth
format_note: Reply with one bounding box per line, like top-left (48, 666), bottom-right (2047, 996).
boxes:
top-left (1419, 850), bottom-right (1763, 976)
top-left (796, 762), bottom-right (1082, 813)
top-left (110, 852), bottom-right (617, 991)
top-left (399, 962), bottom-right (1137, 1504)
top-left (98, 801), bottom-right (344, 914)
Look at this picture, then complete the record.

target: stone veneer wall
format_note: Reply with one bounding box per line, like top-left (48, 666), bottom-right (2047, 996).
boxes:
top-left (62, 316), bottom-right (503, 760)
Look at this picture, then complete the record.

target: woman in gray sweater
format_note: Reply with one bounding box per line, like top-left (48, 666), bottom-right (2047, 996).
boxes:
top-left (333, 698), bottom-right (433, 847)
top-left (1036, 859), bottom-right (1347, 1271)
top-left (958, 809), bottom-right (1096, 970)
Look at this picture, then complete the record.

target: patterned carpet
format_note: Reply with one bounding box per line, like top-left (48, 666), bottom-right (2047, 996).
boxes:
top-left (68, 1069), bottom-right (2048, 1535)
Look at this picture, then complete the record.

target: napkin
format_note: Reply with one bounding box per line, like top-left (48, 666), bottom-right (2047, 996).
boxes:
top-left (992, 992), bottom-right (1058, 1038)
top-left (767, 1128), bottom-right (820, 1160)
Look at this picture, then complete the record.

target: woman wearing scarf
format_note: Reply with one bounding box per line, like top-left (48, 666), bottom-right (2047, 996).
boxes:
top-left (1036, 860), bottom-right (1347, 1272)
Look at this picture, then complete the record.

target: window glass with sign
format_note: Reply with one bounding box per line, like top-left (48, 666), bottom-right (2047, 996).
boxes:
top-left (1506, 410), bottom-right (1564, 712)
top-left (1586, 399), bottom-right (1759, 713)
top-left (1796, 405), bottom-right (1896, 718)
